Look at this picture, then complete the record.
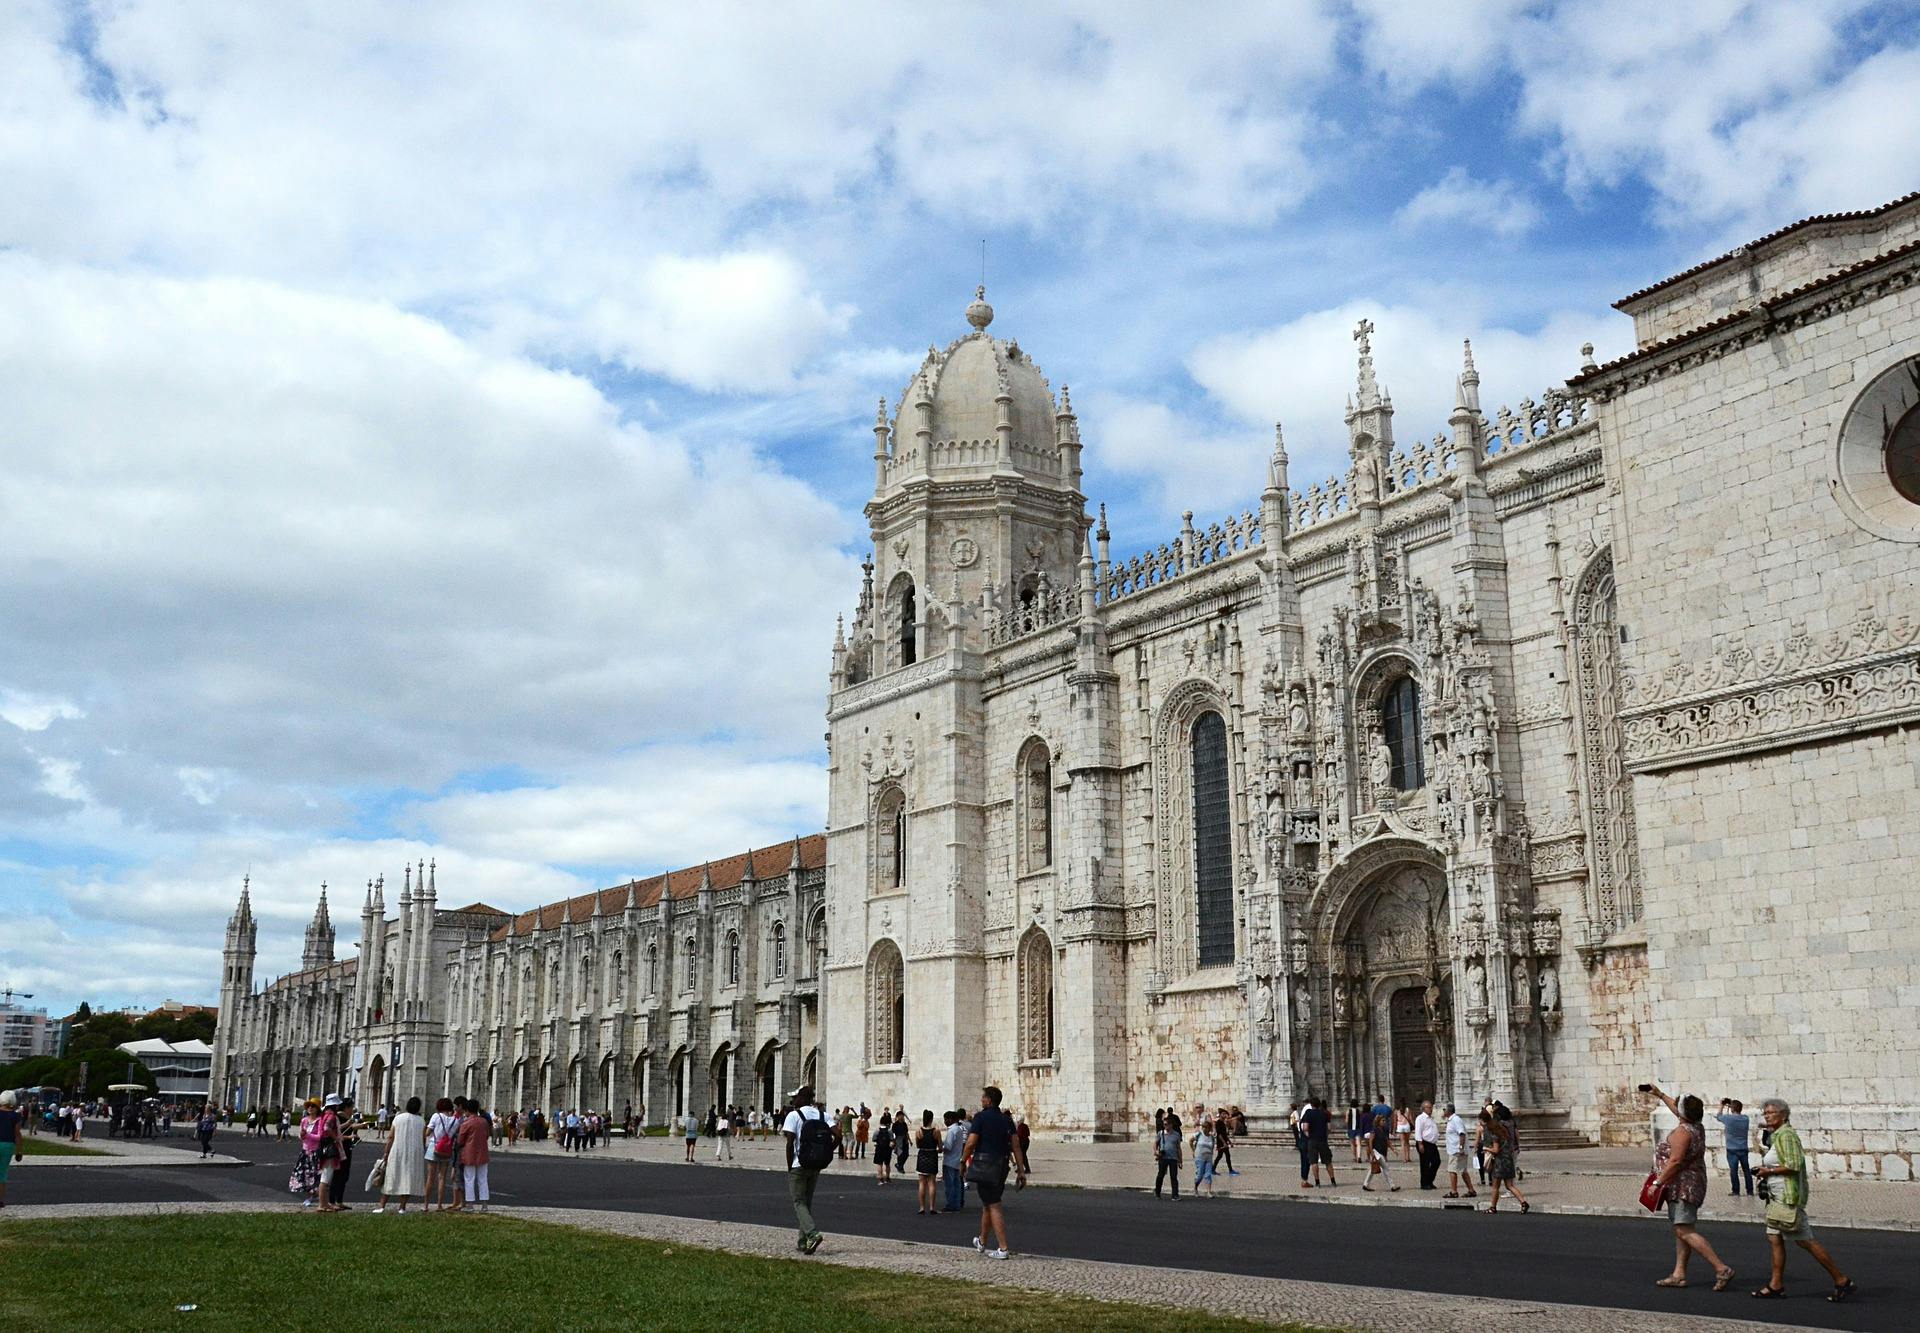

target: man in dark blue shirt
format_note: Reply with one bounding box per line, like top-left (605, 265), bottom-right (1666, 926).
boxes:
top-left (962, 1085), bottom-right (1027, 1259)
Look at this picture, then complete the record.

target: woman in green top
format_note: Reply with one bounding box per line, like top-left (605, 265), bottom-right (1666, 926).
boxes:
top-left (1749, 1098), bottom-right (1856, 1303)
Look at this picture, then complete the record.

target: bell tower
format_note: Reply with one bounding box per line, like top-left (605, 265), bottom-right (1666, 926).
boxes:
top-left (301, 883), bottom-right (335, 971)
top-left (210, 876), bottom-right (258, 1105)
top-left (843, 287), bottom-right (1088, 683)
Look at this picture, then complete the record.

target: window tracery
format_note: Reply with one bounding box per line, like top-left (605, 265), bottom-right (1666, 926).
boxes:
top-left (771, 921), bottom-right (787, 979)
top-left (874, 784), bottom-right (908, 891)
top-left (725, 930), bottom-right (741, 986)
top-left (866, 939), bottom-right (905, 1066)
top-left (1018, 928), bottom-right (1054, 1062)
top-left (1572, 551), bottom-right (1641, 931)
top-left (1382, 676), bottom-right (1425, 791)
top-left (1017, 739), bottom-right (1053, 873)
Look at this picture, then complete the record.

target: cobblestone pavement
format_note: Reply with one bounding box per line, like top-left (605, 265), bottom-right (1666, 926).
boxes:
top-left (0, 1199), bottom-right (1799, 1333)
top-left (509, 1132), bottom-right (1920, 1231)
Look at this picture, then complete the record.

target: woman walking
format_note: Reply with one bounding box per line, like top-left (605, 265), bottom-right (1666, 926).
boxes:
top-left (1191, 1114), bottom-right (1218, 1198)
top-left (452, 1098), bottom-right (492, 1213)
top-left (1476, 1107), bottom-right (1526, 1212)
top-left (1643, 1084), bottom-right (1734, 1290)
top-left (1395, 1105), bottom-right (1413, 1163)
top-left (196, 1103), bottom-right (217, 1157)
top-left (914, 1110), bottom-right (942, 1214)
top-left (425, 1096), bottom-right (460, 1212)
top-left (1154, 1112), bottom-right (1182, 1198)
top-left (1214, 1108), bottom-right (1238, 1177)
top-left (1749, 1098), bottom-right (1855, 1302)
top-left (374, 1096), bottom-right (426, 1214)
top-left (872, 1111), bottom-right (893, 1183)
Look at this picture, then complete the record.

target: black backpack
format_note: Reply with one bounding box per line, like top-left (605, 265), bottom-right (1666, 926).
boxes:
top-left (796, 1109), bottom-right (837, 1170)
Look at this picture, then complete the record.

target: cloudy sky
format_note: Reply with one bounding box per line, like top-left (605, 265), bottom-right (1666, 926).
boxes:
top-left (1, 1), bottom-right (1915, 1017)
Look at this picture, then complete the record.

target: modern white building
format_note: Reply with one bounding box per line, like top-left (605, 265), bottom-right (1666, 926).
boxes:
top-left (0, 1000), bottom-right (51, 1064)
top-left (118, 1038), bottom-right (214, 1102)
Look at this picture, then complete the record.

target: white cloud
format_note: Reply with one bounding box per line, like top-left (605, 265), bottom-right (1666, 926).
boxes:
top-left (0, 253), bottom-right (852, 815)
top-left (410, 746), bottom-right (825, 871)
top-left (1082, 394), bottom-right (1271, 529)
top-left (1398, 168), bottom-right (1542, 238)
top-left (0, 688), bottom-right (84, 732)
top-left (1354, 0), bottom-right (1920, 230)
top-left (1187, 300), bottom-right (1626, 483)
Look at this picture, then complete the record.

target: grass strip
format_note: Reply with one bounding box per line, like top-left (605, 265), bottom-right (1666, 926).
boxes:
top-left (0, 1212), bottom-right (1298, 1331)
top-left (14, 1138), bottom-right (105, 1158)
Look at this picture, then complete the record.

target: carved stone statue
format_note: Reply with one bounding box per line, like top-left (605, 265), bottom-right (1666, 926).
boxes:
top-left (1333, 979), bottom-right (1348, 1022)
top-left (1355, 456), bottom-right (1380, 506)
top-left (1255, 978), bottom-right (1275, 1031)
top-left (1538, 963), bottom-right (1561, 1013)
top-left (1423, 978), bottom-right (1443, 1023)
top-left (1511, 959), bottom-right (1529, 1004)
top-left (1293, 981), bottom-right (1312, 1030)
top-left (1289, 687), bottom-right (1310, 739)
top-left (1292, 767), bottom-right (1313, 811)
top-left (1370, 734), bottom-right (1393, 790)
top-left (1469, 750), bottom-right (1492, 801)
top-left (1466, 959), bottom-right (1487, 1010)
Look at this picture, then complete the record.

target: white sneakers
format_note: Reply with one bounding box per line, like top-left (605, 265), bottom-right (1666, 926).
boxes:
top-left (971, 1236), bottom-right (1010, 1260)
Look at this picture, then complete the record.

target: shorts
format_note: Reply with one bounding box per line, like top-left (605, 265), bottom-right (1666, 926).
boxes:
top-left (973, 1168), bottom-right (1009, 1206)
top-left (1765, 1207), bottom-right (1814, 1241)
top-left (1448, 1152), bottom-right (1471, 1175)
top-left (1666, 1197), bottom-right (1700, 1226)
top-left (1312, 1141), bottom-right (1334, 1165)
top-left (0, 1141), bottom-right (13, 1182)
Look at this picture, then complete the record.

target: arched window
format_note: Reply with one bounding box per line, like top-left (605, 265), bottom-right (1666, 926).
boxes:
top-left (1573, 552), bottom-right (1641, 930)
top-left (866, 939), bottom-right (905, 1066)
top-left (808, 909), bottom-right (827, 980)
top-left (771, 921), bottom-right (787, 979)
top-left (1383, 676), bottom-right (1425, 791)
top-left (725, 931), bottom-right (741, 986)
top-left (1018, 740), bottom-right (1053, 873)
top-left (645, 941), bottom-right (658, 994)
top-left (874, 786), bottom-right (907, 890)
top-left (683, 935), bottom-right (697, 991)
top-left (1191, 710), bottom-right (1236, 968)
top-left (898, 580), bottom-right (917, 666)
top-left (1018, 928), bottom-right (1054, 1062)
top-left (610, 950), bottom-right (624, 1000)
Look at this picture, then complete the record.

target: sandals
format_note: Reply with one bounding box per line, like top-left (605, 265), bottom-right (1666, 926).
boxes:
top-left (1829, 1279), bottom-right (1857, 1303)
top-left (1520, 1201), bottom-right (1531, 1214)
top-left (1750, 1286), bottom-right (1785, 1299)
top-left (1712, 1268), bottom-right (1735, 1292)
top-left (1443, 1191), bottom-right (1459, 1198)
top-left (1654, 1277), bottom-right (1688, 1288)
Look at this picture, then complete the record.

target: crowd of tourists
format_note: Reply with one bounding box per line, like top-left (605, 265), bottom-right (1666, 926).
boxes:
top-left (285, 1092), bottom-right (495, 1215)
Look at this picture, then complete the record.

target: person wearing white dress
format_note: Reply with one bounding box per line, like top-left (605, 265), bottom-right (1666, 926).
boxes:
top-left (374, 1097), bottom-right (427, 1214)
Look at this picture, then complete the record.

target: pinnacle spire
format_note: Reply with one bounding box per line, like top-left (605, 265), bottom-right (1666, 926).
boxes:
top-left (1353, 318), bottom-right (1381, 411)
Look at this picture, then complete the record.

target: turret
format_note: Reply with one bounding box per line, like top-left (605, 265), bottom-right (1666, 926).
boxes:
top-left (212, 876), bottom-right (259, 1104)
top-left (1449, 339), bottom-right (1484, 478)
top-left (301, 882), bottom-right (335, 971)
top-left (1344, 317), bottom-right (1395, 498)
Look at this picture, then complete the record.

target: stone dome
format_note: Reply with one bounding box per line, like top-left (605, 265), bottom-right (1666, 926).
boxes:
top-left (896, 288), bottom-right (1061, 458)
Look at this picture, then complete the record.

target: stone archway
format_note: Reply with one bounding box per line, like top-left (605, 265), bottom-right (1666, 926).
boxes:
top-left (1307, 835), bottom-right (1453, 1106)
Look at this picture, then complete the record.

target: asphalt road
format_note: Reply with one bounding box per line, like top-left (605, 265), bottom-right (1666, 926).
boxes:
top-left (15, 1129), bottom-right (1911, 1331)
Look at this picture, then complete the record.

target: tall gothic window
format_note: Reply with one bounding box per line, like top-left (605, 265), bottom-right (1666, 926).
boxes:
top-left (1191, 710), bottom-right (1236, 968)
top-left (867, 939), bottom-right (905, 1066)
top-left (645, 941), bottom-right (658, 994)
top-left (771, 921), bottom-right (787, 979)
top-left (875, 786), bottom-right (907, 890)
top-left (1383, 676), bottom-right (1425, 790)
top-left (1018, 740), bottom-right (1053, 873)
top-left (808, 909), bottom-right (827, 980)
top-left (725, 930), bottom-right (741, 986)
top-left (1018, 928), bottom-right (1054, 1062)
top-left (683, 935), bottom-right (697, 991)
top-left (1573, 553), bottom-right (1641, 930)
top-left (899, 581), bottom-right (917, 666)
top-left (610, 950), bottom-right (624, 1000)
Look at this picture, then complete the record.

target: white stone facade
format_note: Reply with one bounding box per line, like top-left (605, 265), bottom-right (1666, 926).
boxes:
top-left (823, 203), bottom-right (1920, 1175)
top-left (211, 838), bottom-right (828, 1121)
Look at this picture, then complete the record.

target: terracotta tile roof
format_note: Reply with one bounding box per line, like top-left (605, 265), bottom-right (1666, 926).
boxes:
top-left (489, 834), bottom-right (825, 942)
top-left (445, 902), bottom-right (511, 917)
top-left (1615, 192), bottom-right (1920, 309)
top-left (1573, 234), bottom-right (1920, 385)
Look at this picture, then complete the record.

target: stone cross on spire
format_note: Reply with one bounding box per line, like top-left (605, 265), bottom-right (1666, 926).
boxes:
top-left (1353, 317), bottom-right (1381, 411)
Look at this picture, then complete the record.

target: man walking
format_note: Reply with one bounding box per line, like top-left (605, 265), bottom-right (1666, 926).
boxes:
top-left (781, 1085), bottom-right (832, 1254)
top-left (1360, 1108), bottom-right (1400, 1192)
top-left (1414, 1100), bottom-right (1441, 1190)
top-left (1716, 1098), bottom-right (1753, 1197)
top-left (963, 1085), bottom-right (1028, 1259)
top-left (1443, 1102), bottom-right (1477, 1198)
top-left (1300, 1096), bottom-right (1336, 1188)
top-left (940, 1110), bottom-right (967, 1212)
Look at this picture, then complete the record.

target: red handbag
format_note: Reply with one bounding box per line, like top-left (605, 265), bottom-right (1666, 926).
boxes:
top-left (1638, 1170), bottom-right (1666, 1212)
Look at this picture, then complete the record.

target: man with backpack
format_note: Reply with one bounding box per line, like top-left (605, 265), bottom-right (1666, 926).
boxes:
top-left (781, 1085), bottom-right (834, 1254)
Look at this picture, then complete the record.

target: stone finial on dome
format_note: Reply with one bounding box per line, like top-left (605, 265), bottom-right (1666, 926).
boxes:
top-left (965, 284), bottom-right (994, 331)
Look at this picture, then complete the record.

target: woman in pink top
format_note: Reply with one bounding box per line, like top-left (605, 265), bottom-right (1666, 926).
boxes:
top-left (450, 1098), bottom-right (492, 1213)
top-left (298, 1097), bottom-right (344, 1212)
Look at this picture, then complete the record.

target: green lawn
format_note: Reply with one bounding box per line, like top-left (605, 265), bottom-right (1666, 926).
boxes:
top-left (14, 1137), bottom-right (104, 1158)
top-left (0, 1213), bottom-right (1292, 1331)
